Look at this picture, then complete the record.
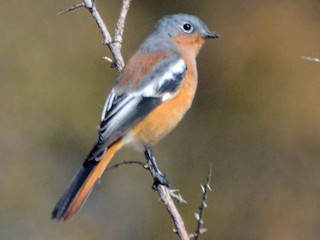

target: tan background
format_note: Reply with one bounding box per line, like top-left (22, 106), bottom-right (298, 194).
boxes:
top-left (1, 0), bottom-right (320, 239)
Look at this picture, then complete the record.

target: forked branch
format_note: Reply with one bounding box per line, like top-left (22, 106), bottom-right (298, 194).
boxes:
top-left (59, 0), bottom-right (131, 71)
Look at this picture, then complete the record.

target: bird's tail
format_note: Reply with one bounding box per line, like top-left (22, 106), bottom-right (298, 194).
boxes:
top-left (52, 139), bottom-right (123, 221)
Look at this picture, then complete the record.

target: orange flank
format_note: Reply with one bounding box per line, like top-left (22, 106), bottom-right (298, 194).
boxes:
top-left (131, 56), bottom-right (198, 145)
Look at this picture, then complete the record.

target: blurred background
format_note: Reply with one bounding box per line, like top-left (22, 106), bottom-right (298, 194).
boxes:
top-left (1, 0), bottom-right (320, 239)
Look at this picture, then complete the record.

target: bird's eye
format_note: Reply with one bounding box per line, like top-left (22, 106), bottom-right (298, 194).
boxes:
top-left (181, 23), bottom-right (194, 33)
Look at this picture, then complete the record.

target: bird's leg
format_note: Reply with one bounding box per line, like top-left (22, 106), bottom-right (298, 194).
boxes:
top-left (144, 146), bottom-right (169, 189)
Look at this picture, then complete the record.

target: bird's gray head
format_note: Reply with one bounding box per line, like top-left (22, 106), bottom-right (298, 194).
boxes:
top-left (139, 14), bottom-right (219, 54)
top-left (154, 13), bottom-right (220, 40)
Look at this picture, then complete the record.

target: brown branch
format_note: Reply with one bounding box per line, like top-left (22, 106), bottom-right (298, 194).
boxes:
top-left (114, 0), bottom-right (132, 48)
top-left (157, 185), bottom-right (190, 240)
top-left (105, 159), bottom-right (189, 239)
top-left (105, 160), bottom-right (146, 172)
top-left (85, 0), bottom-right (125, 70)
top-left (143, 150), bottom-right (189, 239)
top-left (57, 3), bottom-right (84, 15)
top-left (59, 0), bottom-right (129, 71)
top-left (169, 189), bottom-right (188, 204)
top-left (190, 167), bottom-right (213, 240)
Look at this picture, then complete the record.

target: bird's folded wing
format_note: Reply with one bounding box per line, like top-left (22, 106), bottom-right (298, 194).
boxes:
top-left (84, 54), bottom-right (187, 163)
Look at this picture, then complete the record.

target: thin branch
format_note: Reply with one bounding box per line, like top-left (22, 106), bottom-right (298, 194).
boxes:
top-left (190, 167), bottom-right (213, 240)
top-left (85, 0), bottom-right (125, 70)
top-left (57, 3), bottom-right (84, 16)
top-left (105, 160), bottom-right (146, 172)
top-left (114, 0), bottom-right (132, 46)
top-left (157, 185), bottom-right (190, 240)
top-left (105, 158), bottom-right (189, 239)
top-left (59, 0), bottom-right (128, 71)
top-left (84, 1), bottom-right (113, 45)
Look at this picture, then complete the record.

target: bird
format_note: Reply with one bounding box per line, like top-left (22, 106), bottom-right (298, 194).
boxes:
top-left (52, 13), bottom-right (219, 221)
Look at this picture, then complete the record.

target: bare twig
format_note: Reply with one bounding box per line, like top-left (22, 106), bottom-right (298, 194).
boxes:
top-left (85, 0), bottom-right (125, 70)
top-left (142, 149), bottom-right (189, 239)
top-left (190, 167), bottom-right (213, 240)
top-left (114, 0), bottom-right (132, 47)
top-left (157, 185), bottom-right (190, 240)
top-left (57, 3), bottom-right (84, 15)
top-left (105, 158), bottom-right (189, 239)
top-left (105, 160), bottom-right (146, 172)
top-left (59, 0), bottom-right (129, 71)
top-left (301, 56), bottom-right (320, 63)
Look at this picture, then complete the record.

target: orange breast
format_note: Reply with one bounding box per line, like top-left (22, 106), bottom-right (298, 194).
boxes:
top-left (172, 33), bottom-right (205, 56)
top-left (130, 56), bottom-right (198, 145)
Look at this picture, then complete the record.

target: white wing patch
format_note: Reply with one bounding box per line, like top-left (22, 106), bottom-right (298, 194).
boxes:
top-left (142, 58), bottom-right (187, 100)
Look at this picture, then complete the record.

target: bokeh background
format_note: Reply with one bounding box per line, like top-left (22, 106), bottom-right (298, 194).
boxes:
top-left (1, 0), bottom-right (320, 239)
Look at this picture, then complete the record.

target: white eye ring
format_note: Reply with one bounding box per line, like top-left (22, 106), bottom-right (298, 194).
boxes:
top-left (181, 23), bottom-right (194, 34)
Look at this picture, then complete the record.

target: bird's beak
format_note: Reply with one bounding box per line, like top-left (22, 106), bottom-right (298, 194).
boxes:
top-left (202, 31), bottom-right (220, 39)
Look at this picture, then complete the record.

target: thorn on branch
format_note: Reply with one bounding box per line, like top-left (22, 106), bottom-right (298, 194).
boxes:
top-left (156, 185), bottom-right (190, 240)
top-left (103, 56), bottom-right (113, 64)
top-left (103, 56), bottom-right (117, 68)
top-left (57, 3), bottom-right (84, 16)
top-left (189, 228), bottom-right (208, 239)
top-left (169, 189), bottom-right (188, 204)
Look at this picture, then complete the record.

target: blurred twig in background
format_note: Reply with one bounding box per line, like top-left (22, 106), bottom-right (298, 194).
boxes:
top-left (301, 56), bottom-right (320, 63)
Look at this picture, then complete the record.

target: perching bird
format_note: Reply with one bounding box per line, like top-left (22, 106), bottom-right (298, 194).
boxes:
top-left (52, 13), bottom-right (219, 221)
